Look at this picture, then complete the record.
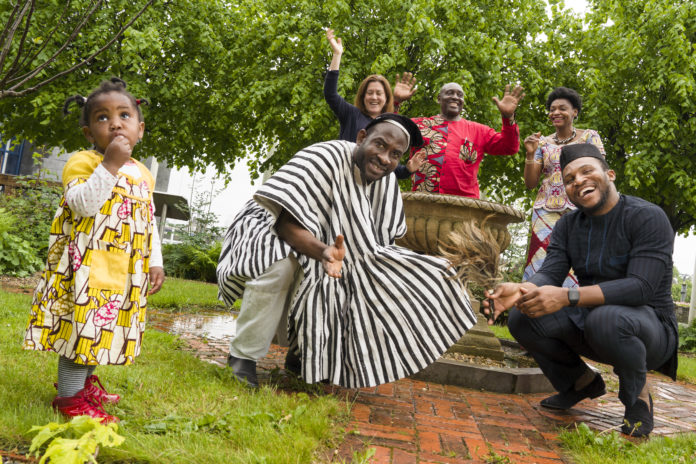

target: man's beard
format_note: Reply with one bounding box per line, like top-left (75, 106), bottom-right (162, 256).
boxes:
top-left (575, 178), bottom-right (612, 215)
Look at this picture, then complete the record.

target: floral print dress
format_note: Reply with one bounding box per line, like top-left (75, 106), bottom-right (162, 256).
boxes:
top-left (24, 150), bottom-right (155, 365)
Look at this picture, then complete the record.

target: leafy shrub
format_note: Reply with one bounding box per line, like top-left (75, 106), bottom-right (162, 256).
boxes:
top-left (29, 415), bottom-right (124, 464)
top-left (679, 320), bottom-right (696, 353)
top-left (0, 176), bottom-right (61, 275)
top-left (162, 241), bottom-right (221, 283)
top-left (0, 207), bottom-right (44, 276)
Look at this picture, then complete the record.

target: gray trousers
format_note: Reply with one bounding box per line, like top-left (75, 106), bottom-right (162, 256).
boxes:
top-left (508, 304), bottom-right (676, 408)
top-left (230, 256), bottom-right (302, 361)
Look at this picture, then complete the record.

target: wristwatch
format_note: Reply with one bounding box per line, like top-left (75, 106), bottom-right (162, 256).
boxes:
top-left (567, 288), bottom-right (580, 307)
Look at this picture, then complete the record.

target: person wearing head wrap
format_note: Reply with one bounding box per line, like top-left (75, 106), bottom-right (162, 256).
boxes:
top-left (483, 143), bottom-right (677, 438)
top-left (217, 113), bottom-right (476, 389)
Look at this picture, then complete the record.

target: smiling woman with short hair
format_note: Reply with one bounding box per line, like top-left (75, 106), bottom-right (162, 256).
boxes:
top-left (521, 87), bottom-right (606, 286)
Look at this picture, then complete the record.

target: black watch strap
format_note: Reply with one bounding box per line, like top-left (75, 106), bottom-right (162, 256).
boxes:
top-left (568, 287), bottom-right (580, 307)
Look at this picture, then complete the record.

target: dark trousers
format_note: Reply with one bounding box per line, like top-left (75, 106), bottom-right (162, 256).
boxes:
top-left (508, 304), bottom-right (676, 408)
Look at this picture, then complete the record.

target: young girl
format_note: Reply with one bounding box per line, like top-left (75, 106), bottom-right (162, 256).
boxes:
top-left (23, 78), bottom-right (165, 423)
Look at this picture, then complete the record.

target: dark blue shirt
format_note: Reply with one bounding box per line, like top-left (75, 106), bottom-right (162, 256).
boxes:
top-left (531, 194), bottom-right (674, 313)
top-left (323, 70), bottom-right (410, 180)
top-left (530, 194), bottom-right (677, 377)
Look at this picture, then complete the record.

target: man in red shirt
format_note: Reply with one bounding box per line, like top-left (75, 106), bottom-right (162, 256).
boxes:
top-left (410, 83), bottom-right (524, 198)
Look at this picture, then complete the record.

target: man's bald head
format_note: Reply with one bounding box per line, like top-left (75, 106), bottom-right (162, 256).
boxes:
top-left (438, 83), bottom-right (464, 120)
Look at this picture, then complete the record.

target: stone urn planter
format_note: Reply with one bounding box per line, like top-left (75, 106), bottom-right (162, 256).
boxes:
top-left (396, 192), bottom-right (525, 361)
top-left (396, 192), bottom-right (525, 255)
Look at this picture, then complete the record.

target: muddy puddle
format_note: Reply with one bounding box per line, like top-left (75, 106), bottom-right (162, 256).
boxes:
top-left (149, 310), bottom-right (238, 342)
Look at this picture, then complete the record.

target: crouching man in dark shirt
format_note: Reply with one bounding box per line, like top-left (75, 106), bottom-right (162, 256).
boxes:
top-left (484, 143), bottom-right (677, 438)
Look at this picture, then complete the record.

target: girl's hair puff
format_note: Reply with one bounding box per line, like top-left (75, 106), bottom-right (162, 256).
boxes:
top-left (63, 77), bottom-right (148, 126)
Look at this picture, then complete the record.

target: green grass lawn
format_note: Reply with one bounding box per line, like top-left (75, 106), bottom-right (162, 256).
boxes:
top-left (0, 288), bottom-right (348, 463)
top-left (146, 276), bottom-right (240, 311)
top-left (488, 323), bottom-right (515, 341)
top-left (677, 354), bottom-right (696, 384)
top-left (560, 423), bottom-right (696, 464)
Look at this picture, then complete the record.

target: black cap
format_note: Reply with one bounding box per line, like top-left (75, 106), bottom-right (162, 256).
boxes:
top-left (364, 113), bottom-right (424, 149)
top-left (560, 143), bottom-right (605, 172)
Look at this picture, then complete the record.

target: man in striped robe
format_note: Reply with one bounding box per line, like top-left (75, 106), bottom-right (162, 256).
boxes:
top-left (217, 113), bottom-right (477, 389)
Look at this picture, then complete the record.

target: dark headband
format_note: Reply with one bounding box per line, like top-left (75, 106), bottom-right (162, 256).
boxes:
top-left (364, 113), bottom-right (424, 149)
top-left (560, 143), bottom-right (605, 172)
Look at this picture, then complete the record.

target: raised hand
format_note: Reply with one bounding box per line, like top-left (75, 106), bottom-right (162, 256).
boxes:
top-left (102, 135), bottom-right (132, 175)
top-left (406, 150), bottom-right (427, 173)
top-left (492, 84), bottom-right (525, 119)
top-left (524, 131), bottom-right (542, 155)
top-left (393, 72), bottom-right (417, 104)
top-left (322, 234), bottom-right (346, 278)
top-left (326, 28), bottom-right (343, 56)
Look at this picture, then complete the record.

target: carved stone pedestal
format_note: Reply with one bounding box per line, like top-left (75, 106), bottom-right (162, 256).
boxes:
top-left (446, 300), bottom-right (504, 361)
top-left (397, 192), bottom-right (524, 362)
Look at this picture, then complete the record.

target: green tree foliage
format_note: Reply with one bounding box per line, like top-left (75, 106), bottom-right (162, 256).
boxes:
top-left (500, 219), bottom-right (530, 283)
top-left (1, 0), bottom-right (552, 188)
top-left (161, 242), bottom-right (221, 283)
top-left (0, 178), bottom-right (61, 276)
top-left (680, 320), bottom-right (696, 352)
top-left (580, 0), bottom-right (696, 233)
top-left (0, 206), bottom-right (43, 276)
top-left (0, 0), bottom-right (153, 99)
top-left (162, 189), bottom-right (223, 282)
top-left (1, 0), bottom-right (694, 234)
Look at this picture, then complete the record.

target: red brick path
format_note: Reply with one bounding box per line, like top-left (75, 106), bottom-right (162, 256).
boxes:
top-left (158, 320), bottom-right (696, 464)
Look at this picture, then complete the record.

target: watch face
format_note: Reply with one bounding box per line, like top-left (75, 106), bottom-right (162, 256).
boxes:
top-left (568, 288), bottom-right (580, 306)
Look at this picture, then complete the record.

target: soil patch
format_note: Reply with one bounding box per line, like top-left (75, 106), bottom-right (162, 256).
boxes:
top-left (442, 343), bottom-right (539, 368)
top-left (0, 274), bottom-right (40, 294)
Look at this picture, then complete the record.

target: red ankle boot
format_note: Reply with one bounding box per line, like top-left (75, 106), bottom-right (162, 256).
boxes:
top-left (52, 389), bottom-right (119, 424)
top-left (83, 375), bottom-right (120, 405)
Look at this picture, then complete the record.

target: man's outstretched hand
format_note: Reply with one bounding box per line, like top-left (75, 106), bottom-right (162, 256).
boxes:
top-left (483, 282), bottom-right (530, 324)
top-left (492, 84), bottom-right (525, 119)
top-left (515, 285), bottom-right (569, 318)
top-left (322, 235), bottom-right (346, 278)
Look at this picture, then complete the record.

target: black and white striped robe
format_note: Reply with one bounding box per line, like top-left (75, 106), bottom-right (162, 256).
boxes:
top-left (217, 140), bottom-right (476, 388)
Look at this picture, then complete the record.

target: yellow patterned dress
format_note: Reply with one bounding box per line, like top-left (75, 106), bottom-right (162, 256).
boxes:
top-left (24, 150), bottom-right (155, 366)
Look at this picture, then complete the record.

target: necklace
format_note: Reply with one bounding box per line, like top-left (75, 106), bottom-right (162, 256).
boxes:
top-left (553, 128), bottom-right (576, 145)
